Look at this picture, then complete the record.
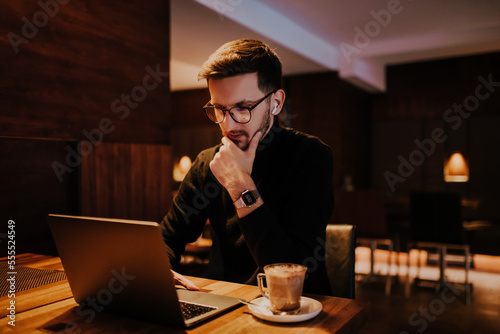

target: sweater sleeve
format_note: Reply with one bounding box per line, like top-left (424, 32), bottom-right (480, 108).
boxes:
top-left (160, 149), bottom-right (215, 267)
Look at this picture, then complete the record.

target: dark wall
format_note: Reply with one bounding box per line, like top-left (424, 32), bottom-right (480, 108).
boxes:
top-left (371, 52), bottom-right (500, 221)
top-left (0, 0), bottom-right (172, 256)
top-left (286, 72), bottom-right (372, 190)
top-left (0, 138), bottom-right (80, 255)
top-left (170, 89), bottom-right (221, 169)
top-left (172, 89), bottom-right (211, 128)
top-left (81, 142), bottom-right (172, 223)
top-left (0, 0), bottom-right (171, 143)
top-left (373, 53), bottom-right (500, 120)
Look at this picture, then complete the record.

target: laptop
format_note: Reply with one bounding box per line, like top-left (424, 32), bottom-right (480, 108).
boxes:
top-left (47, 214), bottom-right (241, 328)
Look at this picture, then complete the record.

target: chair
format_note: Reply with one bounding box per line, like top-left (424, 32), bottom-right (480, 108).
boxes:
top-left (333, 190), bottom-right (395, 295)
top-left (325, 224), bottom-right (356, 299)
top-left (406, 191), bottom-right (472, 304)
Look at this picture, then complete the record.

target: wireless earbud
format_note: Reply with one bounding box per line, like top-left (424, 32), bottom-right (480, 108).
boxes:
top-left (272, 102), bottom-right (278, 115)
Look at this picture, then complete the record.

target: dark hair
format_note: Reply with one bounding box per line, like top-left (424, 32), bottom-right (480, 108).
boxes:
top-left (198, 39), bottom-right (282, 93)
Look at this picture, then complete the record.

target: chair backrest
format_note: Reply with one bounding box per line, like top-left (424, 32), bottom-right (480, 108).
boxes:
top-left (325, 224), bottom-right (356, 299)
top-left (409, 191), bottom-right (465, 244)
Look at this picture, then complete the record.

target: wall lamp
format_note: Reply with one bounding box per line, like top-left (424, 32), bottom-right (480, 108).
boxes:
top-left (444, 152), bottom-right (469, 182)
top-left (173, 155), bottom-right (192, 182)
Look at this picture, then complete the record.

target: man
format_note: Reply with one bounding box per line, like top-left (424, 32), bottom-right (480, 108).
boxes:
top-left (161, 39), bottom-right (334, 295)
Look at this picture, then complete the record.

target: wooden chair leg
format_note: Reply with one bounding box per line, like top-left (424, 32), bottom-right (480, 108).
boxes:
top-left (405, 248), bottom-right (412, 298)
top-left (385, 242), bottom-right (393, 295)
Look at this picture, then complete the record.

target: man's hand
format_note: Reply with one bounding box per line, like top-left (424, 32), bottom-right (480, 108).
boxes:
top-left (171, 270), bottom-right (200, 291)
top-left (210, 132), bottom-right (262, 201)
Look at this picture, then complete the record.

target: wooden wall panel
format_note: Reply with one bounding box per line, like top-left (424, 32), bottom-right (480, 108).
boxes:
top-left (337, 79), bottom-right (372, 189)
top-left (172, 89), bottom-right (212, 128)
top-left (371, 119), bottom-right (448, 195)
top-left (371, 52), bottom-right (500, 223)
top-left (286, 72), bottom-right (371, 190)
top-left (286, 73), bottom-right (343, 189)
top-left (171, 126), bottom-right (221, 164)
top-left (170, 89), bottom-right (222, 166)
top-left (80, 142), bottom-right (173, 223)
top-left (469, 117), bottom-right (500, 221)
top-left (0, 1), bottom-right (173, 255)
top-left (0, 0), bottom-right (171, 144)
top-left (0, 138), bottom-right (80, 257)
top-left (372, 52), bottom-right (500, 120)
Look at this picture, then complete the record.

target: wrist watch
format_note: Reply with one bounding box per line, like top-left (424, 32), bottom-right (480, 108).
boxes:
top-left (234, 189), bottom-right (260, 208)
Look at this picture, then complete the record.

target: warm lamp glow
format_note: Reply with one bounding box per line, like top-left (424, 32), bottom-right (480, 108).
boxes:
top-left (173, 156), bottom-right (192, 182)
top-left (179, 156), bottom-right (192, 173)
top-left (444, 152), bottom-right (469, 182)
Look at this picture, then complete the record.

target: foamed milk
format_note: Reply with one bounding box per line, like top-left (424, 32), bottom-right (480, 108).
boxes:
top-left (263, 264), bottom-right (307, 313)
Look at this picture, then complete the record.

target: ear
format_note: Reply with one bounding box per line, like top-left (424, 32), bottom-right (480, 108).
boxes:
top-left (271, 89), bottom-right (286, 116)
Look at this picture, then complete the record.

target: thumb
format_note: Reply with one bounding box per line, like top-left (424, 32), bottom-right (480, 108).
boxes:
top-left (181, 277), bottom-right (201, 291)
top-left (247, 131), bottom-right (262, 154)
top-left (172, 270), bottom-right (200, 291)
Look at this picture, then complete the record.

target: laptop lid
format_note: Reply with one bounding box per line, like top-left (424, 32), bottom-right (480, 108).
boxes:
top-left (47, 214), bottom-right (241, 328)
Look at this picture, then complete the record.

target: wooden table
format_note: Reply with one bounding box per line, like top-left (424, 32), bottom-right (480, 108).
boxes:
top-left (1, 254), bottom-right (369, 333)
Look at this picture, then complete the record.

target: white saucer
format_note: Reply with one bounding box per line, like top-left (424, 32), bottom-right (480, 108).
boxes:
top-left (247, 297), bottom-right (322, 323)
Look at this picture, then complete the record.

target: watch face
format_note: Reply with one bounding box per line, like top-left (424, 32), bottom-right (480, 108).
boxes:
top-left (242, 190), bottom-right (257, 205)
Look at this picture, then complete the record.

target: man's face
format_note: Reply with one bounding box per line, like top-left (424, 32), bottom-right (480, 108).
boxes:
top-left (207, 73), bottom-right (274, 151)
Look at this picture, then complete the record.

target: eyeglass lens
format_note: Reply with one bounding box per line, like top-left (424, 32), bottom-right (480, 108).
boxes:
top-left (204, 90), bottom-right (275, 124)
top-left (205, 106), bottom-right (250, 124)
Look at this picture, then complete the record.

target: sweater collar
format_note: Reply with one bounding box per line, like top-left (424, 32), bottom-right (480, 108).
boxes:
top-left (254, 116), bottom-right (285, 160)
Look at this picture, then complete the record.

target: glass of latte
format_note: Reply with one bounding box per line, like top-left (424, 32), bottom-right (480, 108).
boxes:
top-left (257, 263), bottom-right (307, 315)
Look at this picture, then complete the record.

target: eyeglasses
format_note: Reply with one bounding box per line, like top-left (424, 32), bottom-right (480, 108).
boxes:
top-left (203, 90), bottom-right (276, 124)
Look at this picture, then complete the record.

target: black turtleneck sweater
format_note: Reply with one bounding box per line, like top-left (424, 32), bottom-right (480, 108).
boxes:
top-left (161, 119), bottom-right (334, 295)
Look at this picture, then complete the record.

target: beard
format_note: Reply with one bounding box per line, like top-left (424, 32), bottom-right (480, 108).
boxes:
top-left (223, 110), bottom-right (273, 151)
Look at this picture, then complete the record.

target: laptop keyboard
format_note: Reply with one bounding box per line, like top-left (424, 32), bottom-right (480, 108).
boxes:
top-left (179, 301), bottom-right (217, 320)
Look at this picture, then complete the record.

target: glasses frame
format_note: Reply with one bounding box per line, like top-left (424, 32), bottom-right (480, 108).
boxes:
top-left (203, 90), bottom-right (276, 124)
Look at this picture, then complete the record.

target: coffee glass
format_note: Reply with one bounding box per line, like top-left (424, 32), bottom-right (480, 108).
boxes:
top-left (257, 263), bottom-right (307, 315)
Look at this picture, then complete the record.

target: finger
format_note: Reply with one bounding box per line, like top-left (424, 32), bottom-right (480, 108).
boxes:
top-left (222, 136), bottom-right (238, 150)
top-left (220, 137), bottom-right (233, 153)
top-left (172, 270), bottom-right (200, 291)
top-left (180, 277), bottom-right (201, 291)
